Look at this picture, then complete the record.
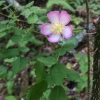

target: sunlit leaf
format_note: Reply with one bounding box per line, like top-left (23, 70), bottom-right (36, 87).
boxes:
top-left (5, 96), bottom-right (16, 100)
top-left (27, 14), bottom-right (38, 24)
top-left (37, 56), bottom-right (57, 66)
top-left (0, 32), bottom-right (6, 38)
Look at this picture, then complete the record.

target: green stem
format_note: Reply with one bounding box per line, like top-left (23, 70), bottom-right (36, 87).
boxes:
top-left (85, 0), bottom-right (90, 99)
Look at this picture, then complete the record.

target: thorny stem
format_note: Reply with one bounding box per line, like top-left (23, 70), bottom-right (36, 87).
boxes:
top-left (86, 0), bottom-right (90, 99)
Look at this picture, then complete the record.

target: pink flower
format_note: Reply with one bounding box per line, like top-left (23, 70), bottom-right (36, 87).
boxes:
top-left (40, 11), bottom-right (72, 43)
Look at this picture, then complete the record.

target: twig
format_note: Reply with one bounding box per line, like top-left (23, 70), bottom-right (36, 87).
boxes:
top-left (86, 0), bottom-right (90, 99)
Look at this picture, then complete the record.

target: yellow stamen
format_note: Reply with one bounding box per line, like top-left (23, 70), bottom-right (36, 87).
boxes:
top-left (51, 22), bottom-right (64, 34)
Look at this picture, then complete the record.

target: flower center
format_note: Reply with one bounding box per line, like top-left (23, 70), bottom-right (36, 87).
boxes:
top-left (51, 22), bottom-right (64, 34)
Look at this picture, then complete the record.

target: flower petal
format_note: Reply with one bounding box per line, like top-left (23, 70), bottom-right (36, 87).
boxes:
top-left (60, 11), bottom-right (71, 25)
top-left (41, 24), bottom-right (52, 35)
top-left (48, 34), bottom-right (61, 43)
top-left (47, 11), bottom-right (60, 23)
top-left (62, 26), bottom-right (72, 39)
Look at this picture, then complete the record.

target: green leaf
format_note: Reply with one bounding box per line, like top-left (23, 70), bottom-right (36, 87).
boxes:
top-left (0, 65), bottom-right (8, 79)
top-left (19, 41), bottom-right (27, 47)
top-left (49, 86), bottom-right (66, 100)
top-left (66, 68), bottom-right (81, 82)
top-left (27, 14), bottom-right (38, 24)
top-left (34, 52), bottom-right (48, 59)
top-left (23, 33), bottom-right (33, 41)
top-left (0, 26), bottom-right (12, 32)
top-left (35, 61), bottom-right (46, 83)
top-left (4, 57), bottom-right (17, 63)
top-left (6, 40), bottom-right (15, 49)
top-left (72, 17), bottom-right (83, 25)
top-left (57, 43), bottom-right (75, 56)
top-left (63, 36), bottom-right (78, 46)
top-left (19, 47), bottom-right (30, 52)
top-left (30, 7), bottom-right (47, 16)
top-left (77, 75), bottom-right (87, 91)
top-left (30, 36), bottom-right (43, 45)
top-left (21, 9), bottom-right (32, 16)
top-left (0, 1), bottom-right (5, 6)
top-left (2, 4), bottom-right (12, 10)
top-left (26, 80), bottom-right (47, 100)
top-left (80, 62), bottom-right (88, 74)
top-left (25, 1), bottom-right (34, 8)
top-left (0, 32), bottom-right (7, 38)
top-left (0, 28), bottom-right (7, 32)
top-left (43, 89), bottom-right (51, 100)
top-left (37, 56), bottom-right (57, 66)
top-left (76, 0), bottom-right (81, 5)
top-left (2, 48), bottom-right (19, 58)
top-left (5, 96), bottom-right (16, 100)
top-left (74, 53), bottom-right (89, 73)
top-left (7, 71), bottom-right (14, 80)
top-left (40, 16), bottom-right (48, 22)
top-left (46, 0), bottom-right (74, 12)
top-left (11, 35), bottom-right (22, 43)
top-left (46, 63), bottom-right (66, 85)
top-left (6, 81), bottom-right (14, 94)
top-left (18, 33), bottom-right (33, 46)
top-left (12, 57), bottom-right (28, 74)
top-left (0, 20), bottom-right (9, 24)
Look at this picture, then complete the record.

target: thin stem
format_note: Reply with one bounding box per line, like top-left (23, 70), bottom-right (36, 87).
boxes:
top-left (86, 0), bottom-right (90, 99)
top-left (0, 12), bottom-right (42, 25)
